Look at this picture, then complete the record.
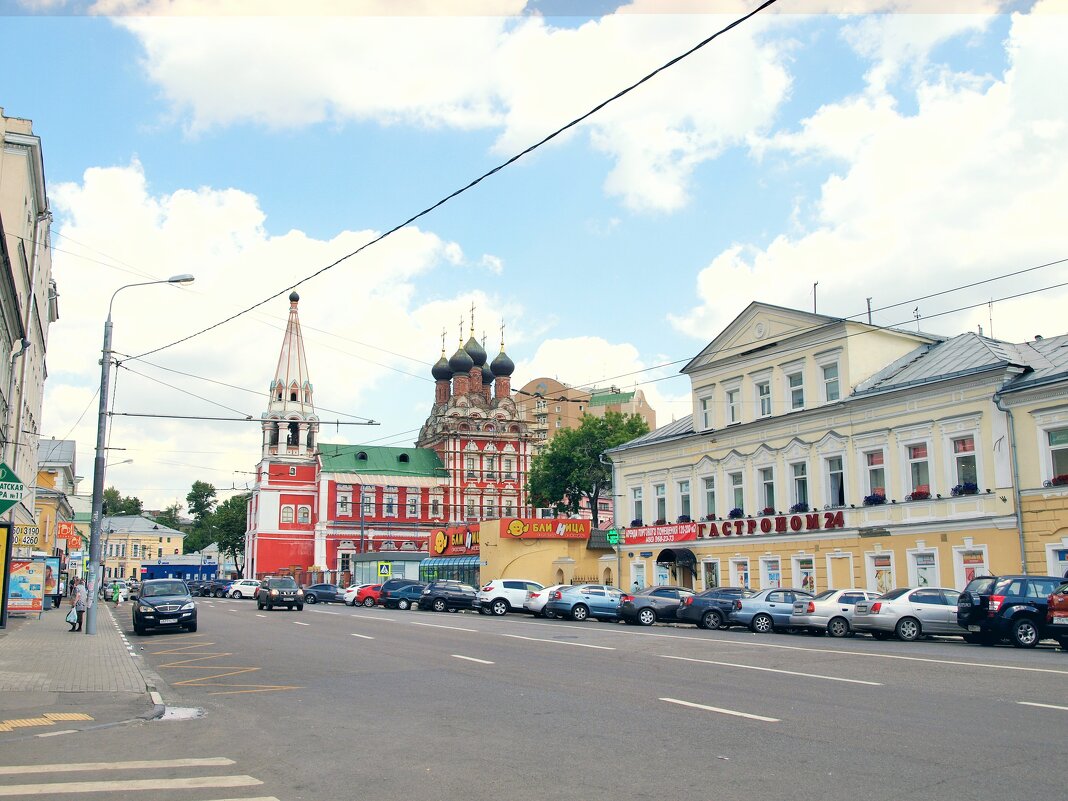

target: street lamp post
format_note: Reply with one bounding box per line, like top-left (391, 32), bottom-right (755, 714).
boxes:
top-left (85, 274), bottom-right (193, 635)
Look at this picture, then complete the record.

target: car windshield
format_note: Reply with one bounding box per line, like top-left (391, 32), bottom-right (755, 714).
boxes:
top-left (965, 577), bottom-right (996, 595)
top-left (271, 578), bottom-right (299, 589)
top-left (813, 590), bottom-right (838, 601)
top-left (142, 581), bottom-right (187, 597)
top-left (880, 588), bottom-right (910, 600)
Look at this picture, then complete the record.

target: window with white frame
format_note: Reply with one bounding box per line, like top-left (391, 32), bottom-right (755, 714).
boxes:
top-left (654, 484), bottom-right (666, 522)
top-left (431, 497), bottom-right (441, 516)
top-left (759, 467), bottom-right (775, 511)
top-left (503, 457), bottom-right (515, 480)
top-left (729, 558), bottom-right (750, 588)
top-left (466, 455), bottom-right (477, 478)
top-left (699, 397), bottom-right (713, 429)
top-left (297, 506), bottom-right (311, 524)
top-left (953, 437), bottom-right (977, 486)
top-left (337, 492), bottom-right (351, 516)
top-left (466, 498), bottom-right (477, 518)
top-left (822, 363), bottom-right (840, 402)
top-left (678, 480), bottom-right (691, 519)
top-left (502, 498), bottom-right (515, 517)
top-left (407, 495), bottom-right (419, 517)
top-left (485, 455), bottom-right (497, 480)
top-left (703, 477), bottom-right (716, 519)
top-left (756, 380), bottom-right (772, 417)
top-left (787, 371), bottom-right (804, 410)
top-left (632, 487), bottom-right (643, 523)
top-left (730, 472), bottom-right (744, 511)
top-left (281, 505), bottom-right (294, 524)
top-left (827, 457), bottom-right (845, 506)
top-left (760, 556), bottom-right (782, 588)
top-left (726, 388), bottom-right (740, 424)
top-left (1050, 429), bottom-right (1068, 477)
top-left (383, 493), bottom-right (397, 517)
top-left (907, 443), bottom-right (930, 494)
top-left (865, 451), bottom-right (886, 497)
top-left (131, 543), bottom-right (139, 558)
top-left (362, 492), bottom-right (374, 517)
top-left (791, 462), bottom-right (808, 508)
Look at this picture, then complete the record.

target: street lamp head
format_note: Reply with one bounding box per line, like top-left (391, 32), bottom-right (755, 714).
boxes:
top-left (167, 274), bottom-right (195, 285)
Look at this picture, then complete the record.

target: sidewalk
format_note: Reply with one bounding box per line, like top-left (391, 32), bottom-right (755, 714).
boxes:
top-left (0, 601), bottom-right (161, 737)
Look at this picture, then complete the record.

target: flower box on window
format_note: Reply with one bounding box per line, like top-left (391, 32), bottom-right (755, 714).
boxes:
top-left (677, 515), bottom-right (692, 523)
top-left (728, 508), bottom-right (745, 519)
top-left (863, 493), bottom-right (887, 506)
top-left (654, 518), bottom-right (667, 526)
top-left (1051, 474), bottom-right (1068, 487)
top-left (630, 518), bottom-right (643, 527)
top-left (907, 490), bottom-right (931, 501)
top-left (789, 502), bottom-right (809, 514)
top-left (703, 513), bottom-right (716, 521)
top-left (951, 482), bottom-right (979, 496)
top-left (760, 507), bottom-right (775, 516)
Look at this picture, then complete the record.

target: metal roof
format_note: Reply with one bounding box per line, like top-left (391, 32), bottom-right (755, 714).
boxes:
top-left (1001, 334), bottom-right (1068, 393)
top-left (609, 415), bottom-right (694, 453)
top-left (37, 438), bottom-right (76, 466)
top-left (102, 515), bottom-right (185, 537)
top-left (319, 444), bottom-right (448, 478)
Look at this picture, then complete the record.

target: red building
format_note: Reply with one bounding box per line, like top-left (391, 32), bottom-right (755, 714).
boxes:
top-left (245, 295), bottom-right (532, 583)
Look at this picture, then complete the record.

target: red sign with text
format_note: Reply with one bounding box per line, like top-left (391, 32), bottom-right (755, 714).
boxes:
top-left (501, 519), bottom-right (591, 540)
top-left (624, 522), bottom-right (699, 545)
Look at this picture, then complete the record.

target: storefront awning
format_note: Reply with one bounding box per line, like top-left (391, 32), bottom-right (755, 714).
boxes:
top-left (656, 548), bottom-right (697, 567)
top-left (419, 555), bottom-right (481, 570)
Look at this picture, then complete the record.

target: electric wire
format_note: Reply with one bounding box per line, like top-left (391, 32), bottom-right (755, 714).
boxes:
top-left (125, 0), bottom-right (783, 363)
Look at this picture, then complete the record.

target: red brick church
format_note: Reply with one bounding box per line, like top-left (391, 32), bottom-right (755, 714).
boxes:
top-left (244, 293), bottom-right (533, 583)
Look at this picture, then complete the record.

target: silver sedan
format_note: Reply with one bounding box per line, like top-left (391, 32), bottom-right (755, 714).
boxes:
top-left (852, 586), bottom-right (963, 641)
top-left (790, 588), bottom-right (880, 637)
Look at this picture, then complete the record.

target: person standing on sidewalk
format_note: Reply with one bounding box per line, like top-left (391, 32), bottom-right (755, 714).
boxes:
top-left (70, 579), bottom-right (86, 631)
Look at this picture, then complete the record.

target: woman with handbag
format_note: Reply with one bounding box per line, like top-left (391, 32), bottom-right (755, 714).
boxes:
top-left (69, 579), bottom-right (87, 632)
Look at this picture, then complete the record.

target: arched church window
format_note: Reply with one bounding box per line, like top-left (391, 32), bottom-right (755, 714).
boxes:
top-left (281, 506), bottom-right (294, 524)
top-left (297, 506), bottom-right (311, 524)
top-left (307, 429), bottom-right (315, 449)
top-left (287, 421), bottom-right (299, 445)
top-left (270, 423), bottom-right (279, 447)
top-left (290, 391), bottom-right (298, 401)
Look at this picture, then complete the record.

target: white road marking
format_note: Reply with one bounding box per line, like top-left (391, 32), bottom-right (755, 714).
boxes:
top-left (350, 633), bottom-right (375, 640)
top-left (452, 654), bottom-right (495, 665)
top-left (0, 757), bottom-right (235, 775)
top-left (255, 614), bottom-right (266, 618)
top-left (659, 654), bottom-right (883, 686)
top-left (0, 775), bottom-right (261, 796)
top-left (351, 615), bottom-right (395, 622)
top-left (1018, 701), bottom-right (1068, 711)
top-left (411, 621), bottom-right (478, 633)
top-left (202, 798), bottom-right (280, 801)
top-left (661, 697), bottom-right (779, 722)
top-left (35, 730), bottom-right (77, 738)
top-left (293, 621), bottom-right (310, 626)
top-left (313, 610), bottom-right (340, 615)
top-left (500, 633), bottom-right (615, 650)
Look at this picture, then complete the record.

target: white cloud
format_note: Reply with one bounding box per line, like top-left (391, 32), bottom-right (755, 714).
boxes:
top-left (99, 0), bottom-right (792, 212)
top-left (671, 1), bottom-right (1068, 346)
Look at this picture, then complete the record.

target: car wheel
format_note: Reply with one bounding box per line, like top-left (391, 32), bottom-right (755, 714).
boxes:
top-left (827, 617), bottom-right (851, 638)
top-left (895, 616), bottom-right (921, 642)
top-left (871, 631), bottom-right (892, 641)
top-left (362, 597), bottom-right (374, 607)
top-left (491, 599), bottom-right (509, 616)
top-left (398, 599), bottom-right (410, 610)
top-left (699, 610), bottom-right (722, 630)
top-left (750, 613), bottom-right (773, 634)
top-left (134, 623), bottom-right (145, 636)
top-left (543, 610), bottom-right (556, 620)
top-left (186, 621), bottom-right (197, 632)
top-left (433, 598), bottom-right (447, 612)
top-left (637, 608), bottom-right (657, 626)
top-left (307, 595), bottom-right (317, 604)
top-left (571, 604), bottom-right (589, 622)
top-left (1011, 617), bottom-right (1040, 648)
top-left (214, 590), bottom-right (224, 598)
top-left (233, 591), bottom-right (242, 600)
top-left (287, 605), bottom-right (294, 610)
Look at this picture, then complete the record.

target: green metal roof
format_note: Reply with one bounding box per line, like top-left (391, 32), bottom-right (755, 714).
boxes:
top-left (589, 391), bottom-right (635, 407)
top-left (319, 443), bottom-right (448, 478)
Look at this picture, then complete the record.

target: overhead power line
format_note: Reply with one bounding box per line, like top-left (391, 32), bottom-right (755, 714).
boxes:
top-left (125, 0), bottom-right (783, 363)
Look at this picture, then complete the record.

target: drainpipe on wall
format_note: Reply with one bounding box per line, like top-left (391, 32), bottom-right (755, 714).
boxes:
top-left (993, 389), bottom-right (1028, 574)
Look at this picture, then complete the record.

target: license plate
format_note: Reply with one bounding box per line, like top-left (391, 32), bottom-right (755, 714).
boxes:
top-left (159, 619), bottom-right (177, 625)
top-left (968, 625), bottom-right (981, 632)
top-left (1053, 617), bottom-right (1068, 625)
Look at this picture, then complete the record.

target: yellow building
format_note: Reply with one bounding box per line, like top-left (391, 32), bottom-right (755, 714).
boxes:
top-left (100, 515), bottom-right (186, 582)
top-left (593, 303), bottom-right (1068, 593)
top-left (34, 439), bottom-right (78, 559)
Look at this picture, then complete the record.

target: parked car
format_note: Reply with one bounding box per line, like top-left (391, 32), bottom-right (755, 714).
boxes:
top-left (790, 588), bottom-right (881, 637)
top-left (185, 580), bottom-right (207, 597)
top-left (203, 578), bottom-right (235, 598)
top-left (957, 574), bottom-right (1064, 647)
top-left (543, 584), bottom-right (624, 622)
top-left (729, 588), bottom-right (814, 633)
top-left (255, 576), bottom-right (304, 611)
top-left (523, 584), bottom-right (570, 618)
top-left (226, 579), bottom-right (261, 599)
top-left (343, 583), bottom-right (375, 606)
top-left (377, 578), bottom-right (422, 605)
top-left (303, 583), bottom-right (344, 604)
top-left (380, 582), bottom-right (426, 610)
top-left (127, 579), bottom-right (141, 600)
top-left (1045, 580), bottom-right (1068, 649)
top-left (419, 580), bottom-right (478, 612)
top-left (852, 587), bottom-right (963, 641)
top-left (132, 578), bottom-right (197, 635)
top-left (619, 586), bottom-right (696, 626)
top-left (102, 580), bottom-right (128, 602)
top-left (354, 584), bottom-right (383, 607)
top-left (476, 579), bottom-right (544, 616)
top-left (676, 587), bottom-right (754, 630)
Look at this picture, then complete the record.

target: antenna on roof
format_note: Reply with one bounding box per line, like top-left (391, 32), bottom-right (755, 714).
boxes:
top-left (866, 297), bottom-right (872, 325)
top-left (989, 298), bottom-right (994, 339)
top-left (913, 307), bottom-right (921, 332)
top-left (813, 281), bottom-right (818, 313)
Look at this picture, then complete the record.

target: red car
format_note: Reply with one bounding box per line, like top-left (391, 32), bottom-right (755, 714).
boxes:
top-left (1046, 580), bottom-right (1068, 650)
top-left (354, 584), bottom-right (382, 608)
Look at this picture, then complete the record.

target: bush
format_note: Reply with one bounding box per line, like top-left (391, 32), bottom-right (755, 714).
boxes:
top-left (863, 493), bottom-right (887, 506)
top-left (728, 507), bottom-right (745, 519)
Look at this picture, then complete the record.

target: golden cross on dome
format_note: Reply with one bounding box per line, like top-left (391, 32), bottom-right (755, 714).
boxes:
top-left (459, 316), bottom-right (464, 344)
top-left (469, 301), bottom-right (476, 335)
top-left (440, 328), bottom-right (447, 355)
top-left (499, 321), bottom-right (506, 349)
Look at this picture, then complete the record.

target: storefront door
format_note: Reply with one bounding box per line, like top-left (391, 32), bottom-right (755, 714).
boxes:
top-left (911, 551), bottom-right (939, 587)
top-left (702, 561), bottom-right (720, 590)
top-left (794, 556), bottom-right (816, 594)
top-left (631, 563), bottom-right (646, 591)
top-left (654, 564), bottom-right (670, 586)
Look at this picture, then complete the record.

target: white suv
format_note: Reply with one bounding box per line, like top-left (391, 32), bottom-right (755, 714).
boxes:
top-left (476, 579), bottom-right (544, 616)
top-left (226, 579), bottom-right (261, 599)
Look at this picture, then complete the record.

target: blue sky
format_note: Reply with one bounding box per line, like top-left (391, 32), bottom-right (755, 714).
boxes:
top-left (2, 0), bottom-right (1065, 510)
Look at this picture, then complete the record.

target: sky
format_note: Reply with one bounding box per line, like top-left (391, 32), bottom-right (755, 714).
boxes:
top-left (1, 0), bottom-right (1066, 513)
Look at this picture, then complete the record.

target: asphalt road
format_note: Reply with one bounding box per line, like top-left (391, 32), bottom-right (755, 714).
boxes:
top-left (2, 598), bottom-right (1065, 801)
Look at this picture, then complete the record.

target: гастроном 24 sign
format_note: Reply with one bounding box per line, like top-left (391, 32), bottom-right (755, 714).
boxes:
top-left (625, 512), bottom-right (846, 545)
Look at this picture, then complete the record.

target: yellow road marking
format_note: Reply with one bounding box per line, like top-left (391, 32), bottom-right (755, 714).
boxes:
top-left (148, 639), bottom-right (299, 695)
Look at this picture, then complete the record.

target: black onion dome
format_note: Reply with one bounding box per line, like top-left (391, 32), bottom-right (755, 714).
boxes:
top-left (432, 355), bottom-right (453, 381)
top-left (481, 363), bottom-right (493, 385)
top-left (464, 336), bottom-right (487, 367)
top-left (448, 345), bottom-right (473, 373)
top-left (289, 291), bottom-right (300, 302)
top-left (490, 349), bottom-right (515, 377)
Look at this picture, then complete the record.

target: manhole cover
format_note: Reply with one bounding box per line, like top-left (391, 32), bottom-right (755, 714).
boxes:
top-left (159, 707), bottom-right (205, 721)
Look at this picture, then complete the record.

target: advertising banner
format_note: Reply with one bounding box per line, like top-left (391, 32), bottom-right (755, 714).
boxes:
top-left (0, 524), bottom-right (10, 625)
top-left (624, 522), bottom-right (699, 545)
top-left (12, 524), bottom-right (41, 549)
top-left (501, 518), bottom-right (591, 540)
top-left (7, 559), bottom-right (44, 612)
top-left (44, 556), bottom-right (60, 597)
top-left (431, 525), bottom-right (479, 556)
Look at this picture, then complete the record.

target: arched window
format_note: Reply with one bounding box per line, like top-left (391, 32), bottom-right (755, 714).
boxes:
top-left (281, 506), bottom-right (295, 524)
top-left (307, 429), bottom-right (315, 449)
top-left (270, 423), bottom-right (279, 447)
top-left (297, 506), bottom-right (311, 524)
top-left (398, 453), bottom-right (410, 463)
top-left (356, 451), bottom-right (368, 461)
top-left (287, 422), bottom-right (299, 445)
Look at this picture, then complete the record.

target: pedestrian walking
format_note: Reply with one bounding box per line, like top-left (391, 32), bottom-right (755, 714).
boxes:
top-left (113, 581), bottom-right (123, 607)
top-left (70, 580), bottom-right (86, 632)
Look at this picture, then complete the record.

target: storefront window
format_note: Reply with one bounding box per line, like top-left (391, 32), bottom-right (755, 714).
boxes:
top-left (794, 556), bottom-right (815, 593)
top-left (953, 437), bottom-right (976, 485)
top-left (678, 480), bottom-right (691, 519)
top-left (826, 457), bottom-right (845, 507)
top-left (703, 477), bottom-right (715, 519)
top-left (866, 451), bottom-right (885, 496)
top-left (869, 553), bottom-right (894, 594)
top-left (760, 557), bottom-right (781, 588)
top-left (703, 561), bottom-right (719, 589)
top-left (912, 551), bottom-right (938, 587)
top-left (791, 462), bottom-right (808, 507)
top-left (729, 558), bottom-right (750, 588)
top-left (908, 443), bottom-right (930, 493)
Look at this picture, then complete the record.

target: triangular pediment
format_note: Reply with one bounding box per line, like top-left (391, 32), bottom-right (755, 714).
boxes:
top-left (815, 431), bottom-right (849, 454)
top-left (683, 302), bottom-right (842, 375)
top-left (783, 437), bottom-right (810, 460)
top-left (720, 449), bottom-right (746, 469)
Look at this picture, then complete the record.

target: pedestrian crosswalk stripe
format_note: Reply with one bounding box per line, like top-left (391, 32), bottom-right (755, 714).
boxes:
top-left (0, 757), bottom-right (235, 776)
top-left (0, 774), bottom-right (261, 796)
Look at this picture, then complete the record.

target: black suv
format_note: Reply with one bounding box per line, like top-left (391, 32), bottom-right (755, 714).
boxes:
top-left (957, 574), bottom-right (1064, 647)
top-left (133, 578), bottom-right (197, 635)
top-left (201, 578), bottom-right (234, 598)
top-left (419, 580), bottom-right (478, 612)
top-left (380, 582), bottom-right (426, 610)
top-left (376, 577), bottom-right (420, 607)
top-left (256, 576), bottom-right (304, 611)
top-left (676, 586), bottom-right (754, 630)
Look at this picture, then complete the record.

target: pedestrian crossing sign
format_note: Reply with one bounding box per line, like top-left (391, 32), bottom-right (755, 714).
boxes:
top-left (377, 562), bottom-right (391, 578)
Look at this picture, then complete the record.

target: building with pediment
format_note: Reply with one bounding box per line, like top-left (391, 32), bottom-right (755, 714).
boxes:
top-left (605, 302), bottom-right (1068, 593)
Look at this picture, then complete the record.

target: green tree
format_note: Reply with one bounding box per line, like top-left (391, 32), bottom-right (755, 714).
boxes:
top-left (214, 494), bottom-right (249, 578)
top-left (527, 411), bottom-right (650, 528)
top-left (186, 481), bottom-right (217, 524)
top-left (151, 503), bottom-right (183, 531)
top-left (102, 486), bottom-right (143, 516)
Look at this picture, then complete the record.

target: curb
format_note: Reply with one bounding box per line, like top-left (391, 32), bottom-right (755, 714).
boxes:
top-left (102, 604), bottom-right (171, 717)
